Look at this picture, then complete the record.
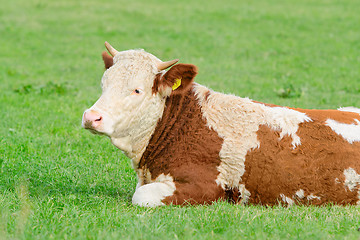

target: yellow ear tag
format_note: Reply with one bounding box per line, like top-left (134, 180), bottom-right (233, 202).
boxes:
top-left (172, 78), bottom-right (182, 90)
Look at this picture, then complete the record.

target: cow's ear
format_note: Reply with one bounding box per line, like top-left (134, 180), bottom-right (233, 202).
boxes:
top-left (152, 64), bottom-right (198, 96)
top-left (102, 51), bottom-right (113, 69)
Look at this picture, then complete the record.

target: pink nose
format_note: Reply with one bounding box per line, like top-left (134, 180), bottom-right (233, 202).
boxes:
top-left (82, 110), bottom-right (103, 129)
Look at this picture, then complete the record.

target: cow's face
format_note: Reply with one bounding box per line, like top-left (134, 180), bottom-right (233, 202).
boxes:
top-left (82, 42), bottom-right (197, 155)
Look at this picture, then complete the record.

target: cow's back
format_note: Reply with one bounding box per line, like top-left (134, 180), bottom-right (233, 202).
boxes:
top-left (194, 84), bottom-right (360, 205)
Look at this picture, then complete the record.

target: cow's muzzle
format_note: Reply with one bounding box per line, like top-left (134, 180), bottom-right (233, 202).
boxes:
top-left (82, 110), bottom-right (103, 130)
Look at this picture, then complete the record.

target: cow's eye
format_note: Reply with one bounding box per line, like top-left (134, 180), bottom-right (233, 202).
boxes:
top-left (131, 88), bottom-right (143, 95)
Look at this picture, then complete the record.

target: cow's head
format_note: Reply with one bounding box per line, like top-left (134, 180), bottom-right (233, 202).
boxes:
top-left (82, 42), bottom-right (197, 157)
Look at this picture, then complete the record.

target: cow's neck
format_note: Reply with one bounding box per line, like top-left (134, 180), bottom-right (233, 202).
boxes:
top-left (137, 85), bottom-right (220, 174)
top-left (111, 96), bottom-right (167, 166)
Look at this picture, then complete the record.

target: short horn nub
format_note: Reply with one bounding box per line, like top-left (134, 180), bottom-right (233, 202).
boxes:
top-left (104, 41), bottom-right (119, 57)
top-left (157, 59), bottom-right (179, 71)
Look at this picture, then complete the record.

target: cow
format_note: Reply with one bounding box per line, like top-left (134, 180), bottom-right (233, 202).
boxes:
top-left (82, 42), bottom-right (360, 207)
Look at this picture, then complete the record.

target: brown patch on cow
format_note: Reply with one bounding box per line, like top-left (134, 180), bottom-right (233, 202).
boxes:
top-left (204, 90), bottom-right (211, 101)
top-left (241, 120), bottom-right (360, 206)
top-left (152, 64), bottom-right (198, 95)
top-left (151, 73), bottom-right (163, 95)
top-left (139, 85), bottom-right (225, 205)
top-left (102, 51), bottom-right (113, 69)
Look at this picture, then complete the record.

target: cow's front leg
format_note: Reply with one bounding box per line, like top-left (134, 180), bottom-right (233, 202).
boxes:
top-left (132, 182), bottom-right (176, 207)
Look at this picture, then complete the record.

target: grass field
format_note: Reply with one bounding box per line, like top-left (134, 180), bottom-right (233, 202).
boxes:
top-left (1, 0), bottom-right (360, 239)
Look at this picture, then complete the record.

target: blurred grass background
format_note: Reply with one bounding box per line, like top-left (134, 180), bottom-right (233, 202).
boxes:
top-left (1, 0), bottom-right (360, 239)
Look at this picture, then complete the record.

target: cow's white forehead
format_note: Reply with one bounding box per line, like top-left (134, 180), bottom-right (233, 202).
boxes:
top-left (113, 49), bottom-right (161, 72)
top-left (102, 49), bottom-right (162, 89)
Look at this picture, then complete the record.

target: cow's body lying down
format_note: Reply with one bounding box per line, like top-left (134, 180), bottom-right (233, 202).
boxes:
top-left (82, 43), bottom-right (360, 207)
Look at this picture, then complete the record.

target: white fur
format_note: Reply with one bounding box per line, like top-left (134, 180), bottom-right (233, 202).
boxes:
top-left (307, 194), bottom-right (321, 201)
top-left (132, 174), bottom-right (176, 207)
top-left (338, 107), bottom-right (360, 115)
top-left (237, 184), bottom-right (251, 204)
top-left (193, 84), bottom-right (311, 192)
top-left (343, 168), bottom-right (360, 204)
top-left (84, 50), bottom-right (168, 168)
top-left (265, 107), bottom-right (312, 147)
top-left (293, 189), bottom-right (321, 201)
top-left (280, 194), bottom-right (294, 206)
top-left (295, 189), bottom-right (305, 199)
top-left (344, 168), bottom-right (360, 192)
top-left (325, 119), bottom-right (360, 144)
top-left (335, 178), bottom-right (341, 184)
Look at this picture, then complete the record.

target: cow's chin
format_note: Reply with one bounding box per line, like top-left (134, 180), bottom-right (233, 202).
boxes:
top-left (85, 125), bottom-right (114, 137)
top-left (88, 129), bottom-right (106, 136)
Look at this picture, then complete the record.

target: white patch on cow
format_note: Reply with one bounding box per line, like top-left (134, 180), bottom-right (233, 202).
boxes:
top-left (238, 184), bottom-right (251, 204)
top-left (85, 50), bottom-right (169, 167)
top-left (325, 119), bottom-right (360, 144)
top-left (335, 178), bottom-right (341, 184)
top-left (344, 168), bottom-right (360, 204)
top-left (293, 189), bottom-right (321, 202)
top-left (193, 84), bottom-right (311, 192)
top-left (307, 194), bottom-right (321, 201)
top-left (338, 107), bottom-right (360, 115)
top-left (111, 136), bottom-right (133, 156)
top-left (132, 174), bottom-right (176, 207)
top-left (265, 107), bottom-right (312, 147)
top-left (293, 189), bottom-right (321, 201)
top-left (280, 194), bottom-right (294, 206)
top-left (294, 189), bottom-right (305, 199)
top-left (344, 168), bottom-right (360, 191)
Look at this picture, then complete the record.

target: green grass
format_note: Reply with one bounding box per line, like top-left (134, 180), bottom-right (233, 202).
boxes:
top-left (1, 0), bottom-right (360, 239)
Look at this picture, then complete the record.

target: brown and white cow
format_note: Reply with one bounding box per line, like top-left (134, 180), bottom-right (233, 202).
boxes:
top-left (82, 42), bottom-right (360, 207)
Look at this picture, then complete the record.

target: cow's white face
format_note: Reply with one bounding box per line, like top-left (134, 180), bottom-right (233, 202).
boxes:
top-left (82, 43), bottom-right (197, 160)
top-left (82, 49), bottom-right (165, 155)
top-left (85, 50), bottom-right (161, 134)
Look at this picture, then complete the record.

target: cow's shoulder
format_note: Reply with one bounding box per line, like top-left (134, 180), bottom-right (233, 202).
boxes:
top-left (138, 84), bottom-right (226, 204)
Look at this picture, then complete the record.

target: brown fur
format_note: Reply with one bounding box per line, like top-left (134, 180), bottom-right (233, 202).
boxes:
top-left (241, 119), bottom-right (360, 205)
top-left (139, 84), bottom-right (225, 205)
top-left (102, 51), bottom-right (113, 69)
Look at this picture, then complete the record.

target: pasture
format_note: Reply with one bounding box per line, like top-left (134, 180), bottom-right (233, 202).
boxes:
top-left (1, 0), bottom-right (360, 239)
